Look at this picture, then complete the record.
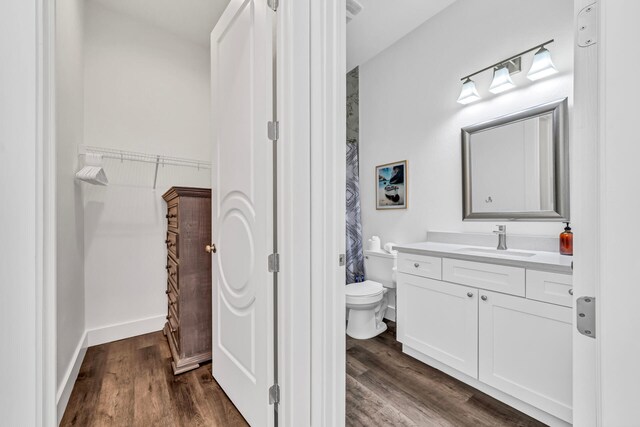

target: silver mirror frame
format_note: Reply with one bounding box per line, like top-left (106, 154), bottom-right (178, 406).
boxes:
top-left (462, 98), bottom-right (569, 221)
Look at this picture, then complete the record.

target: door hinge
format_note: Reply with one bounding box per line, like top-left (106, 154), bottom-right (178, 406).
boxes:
top-left (268, 253), bottom-right (280, 273)
top-left (339, 253), bottom-right (345, 266)
top-left (269, 384), bottom-right (280, 404)
top-left (576, 296), bottom-right (596, 339)
top-left (267, 0), bottom-right (278, 12)
top-left (268, 121), bottom-right (279, 141)
top-left (577, 3), bottom-right (597, 47)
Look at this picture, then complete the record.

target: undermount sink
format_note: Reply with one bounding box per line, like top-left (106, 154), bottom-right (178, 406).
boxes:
top-left (455, 247), bottom-right (537, 258)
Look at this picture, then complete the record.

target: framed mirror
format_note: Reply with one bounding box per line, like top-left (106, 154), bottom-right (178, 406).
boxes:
top-left (462, 98), bottom-right (569, 221)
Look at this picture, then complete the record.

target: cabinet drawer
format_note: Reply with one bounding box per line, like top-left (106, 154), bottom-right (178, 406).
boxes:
top-left (166, 231), bottom-right (179, 259)
top-left (167, 282), bottom-right (179, 317)
top-left (166, 204), bottom-right (179, 229)
top-left (166, 256), bottom-right (179, 287)
top-left (526, 270), bottom-right (573, 307)
top-left (443, 258), bottom-right (525, 297)
top-left (167, 305), bottom-right (179, 330)
top-left (397, 253), bottom-right (442, 279)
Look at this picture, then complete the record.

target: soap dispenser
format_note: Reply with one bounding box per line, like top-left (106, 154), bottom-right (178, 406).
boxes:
top-left (559, 222), bottom-right (573, 256)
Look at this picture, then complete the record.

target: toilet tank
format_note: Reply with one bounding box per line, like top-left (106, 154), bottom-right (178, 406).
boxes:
top-left (364, 250), bottom-right (397, 288)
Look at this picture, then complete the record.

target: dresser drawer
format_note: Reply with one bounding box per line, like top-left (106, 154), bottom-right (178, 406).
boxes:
top-left (167, 305), bottom-right (179, 330)
top-left (166, 256), bottom-right (179, 287)
top-left (166, 282), bottom-right (179, 317)
top-left (166, 203), bottom-right (179, 230)
top-left (443, 258), bottom-right (525, 297)
top-left (166, 231), bottom-right (179, 259)
top-left (398, 253), bottom-right (442, 279)
top-left (526, 270), bottom-right (573, 307)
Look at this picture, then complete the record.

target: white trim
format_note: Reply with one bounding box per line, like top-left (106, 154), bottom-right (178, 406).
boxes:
top-left (278, 0), bottom-right (312, 425)
top-left (35, 0), bottom-right (57, 423)
top-left (384, 306), bottom-right (396, 322)
top-left (86, 315), bottom-right (166, 347)
top-left (571, 1), bottom-right (601, 425)
top-left (403, 346), bottom-right (570, 427)
top-left (56, 332), bottom-right (88, 424)
top-left (309, 0), bottom-right (347, 425)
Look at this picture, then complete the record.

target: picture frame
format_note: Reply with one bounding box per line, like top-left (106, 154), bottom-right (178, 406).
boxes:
top-left (376, 160), bottom-right (408, 210)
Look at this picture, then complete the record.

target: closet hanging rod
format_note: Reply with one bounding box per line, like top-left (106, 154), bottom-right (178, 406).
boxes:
top-left (79, 145), bottom-right (211, 170)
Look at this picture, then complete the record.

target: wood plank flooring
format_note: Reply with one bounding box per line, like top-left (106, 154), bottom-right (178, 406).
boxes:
top-left (60, 332), bottom-right (248, 427)
top-left (346, 321), bottom-right (546, 427)
top-left (62, 323), bottom-right (546, 426)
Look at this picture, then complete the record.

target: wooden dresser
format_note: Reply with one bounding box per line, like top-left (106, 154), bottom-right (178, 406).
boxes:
top-left (162, 187), bottom-right (212, 374)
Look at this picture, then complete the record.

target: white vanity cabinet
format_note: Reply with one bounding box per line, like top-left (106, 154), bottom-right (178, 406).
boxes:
top-left (396, 273), bottom-right (478, 377)
top-left (396, 251), bottom-right (573, 425)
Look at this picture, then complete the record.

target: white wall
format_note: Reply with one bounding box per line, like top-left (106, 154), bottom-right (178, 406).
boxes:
top-left (55, 0), bottom-right (87, 408)
top-left (83, 1), bottom-right (211, 342)
top-left (0, 1), bottom-right (39, 423)
top-left (359, 0), bottom-right (574, 245)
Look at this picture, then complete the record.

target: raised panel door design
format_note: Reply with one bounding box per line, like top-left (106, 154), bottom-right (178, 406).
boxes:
top-left (210, 1), bottom-right (272, 425)
top-left (397, 273), bottom-right (478, 378)
top-left (478, 290), bottom-right (572, 423)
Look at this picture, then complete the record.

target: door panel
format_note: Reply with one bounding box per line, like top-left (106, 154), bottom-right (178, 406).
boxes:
top-left (478, 290), bottom-right (572, 423)
top-left (210, 0), bottom-right (272, 425)
top-left (397, 273), bottom-right (478, 378)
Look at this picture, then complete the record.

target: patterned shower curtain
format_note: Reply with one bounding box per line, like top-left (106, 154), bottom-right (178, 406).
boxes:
top-left (346, 67), bottom-right (364, 284)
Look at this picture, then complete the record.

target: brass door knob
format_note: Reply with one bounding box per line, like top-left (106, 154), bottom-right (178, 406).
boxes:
top-left (205, 244), bottom-right (217, 254)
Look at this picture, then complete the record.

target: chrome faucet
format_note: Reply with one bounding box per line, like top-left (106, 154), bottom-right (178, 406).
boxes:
top-left (494, 225), bottom-right (508, 250)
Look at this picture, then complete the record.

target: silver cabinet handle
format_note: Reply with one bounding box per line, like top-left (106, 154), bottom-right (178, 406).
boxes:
top-left (467, 292), bottom-right (473, 298)
top-left (414, 263), bottom-right (420, 268)
top-left (481, 295), bottom-right (488, 301)
top-left (569, 289), bottom-right (574, 296)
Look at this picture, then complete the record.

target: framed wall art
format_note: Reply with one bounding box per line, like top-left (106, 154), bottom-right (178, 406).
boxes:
top-left (376, 160), bottom-right (407, 210)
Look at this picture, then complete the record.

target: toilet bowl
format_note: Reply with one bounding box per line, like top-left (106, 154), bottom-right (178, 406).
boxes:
top-left (345, 281), bottom-right (388, 339)
top-left (346, 249), bottom-right (397, 339)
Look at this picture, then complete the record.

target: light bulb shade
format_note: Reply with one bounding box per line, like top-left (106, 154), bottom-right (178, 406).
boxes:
top-left (489, 66), bottom-right (516, 94)
top-left (457, 78), bottom-right (481, 105)
top-left (527, 47), bottom-right (558, 81)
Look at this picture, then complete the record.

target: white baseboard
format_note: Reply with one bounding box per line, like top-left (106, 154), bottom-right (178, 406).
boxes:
top-left (57, 331), bottom-right (88, 425)
top-left (384, 305), bottom-right (396, 322)
top-left (87, 314), bottom-right (166, 347)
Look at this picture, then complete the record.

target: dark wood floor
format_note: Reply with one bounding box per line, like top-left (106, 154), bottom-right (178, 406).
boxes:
top-left (60, 331), bottom-right (248, 427)
top-left (346, 321), bottom-right (546, 427)
top-left (62, 323), bottom-right (545, 426)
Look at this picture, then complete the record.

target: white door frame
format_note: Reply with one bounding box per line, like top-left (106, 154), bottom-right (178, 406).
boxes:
top-left (279, 0), bottom-right (347, 424)
top-left (1, 0), bottom-right (57, 425)
top-left (305, 1), bottom-right (639, 426)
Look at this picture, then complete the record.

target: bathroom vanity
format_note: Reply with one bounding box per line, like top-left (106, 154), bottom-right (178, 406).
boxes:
top-left (395, 241), bottom-right (572, 426)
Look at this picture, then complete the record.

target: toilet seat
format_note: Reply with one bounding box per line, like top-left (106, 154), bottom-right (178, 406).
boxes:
top-left (346, 280), bottom-right (384, 305)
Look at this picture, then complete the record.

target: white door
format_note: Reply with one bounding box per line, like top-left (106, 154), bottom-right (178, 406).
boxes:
top-left (210, 1), bottom-right (273, 426)
top-left (397, 274), bottom-right (478, 377)
top-left (478, 290), bottom-right (572, 423)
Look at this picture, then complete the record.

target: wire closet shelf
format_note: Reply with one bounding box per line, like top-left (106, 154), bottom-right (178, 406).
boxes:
top-left (81, 145), bottom-right (211, 170)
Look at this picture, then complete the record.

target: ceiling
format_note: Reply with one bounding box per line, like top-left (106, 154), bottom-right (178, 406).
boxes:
top-left (91, 0), bottom-right (231, 46)
top-left (347, 0), bottom-right (458, 70)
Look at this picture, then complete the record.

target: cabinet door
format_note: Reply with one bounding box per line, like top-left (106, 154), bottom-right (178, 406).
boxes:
top-left (397, 273), bottom-right (478, 377)
top-left (478, 290), bottom-right (572, 423)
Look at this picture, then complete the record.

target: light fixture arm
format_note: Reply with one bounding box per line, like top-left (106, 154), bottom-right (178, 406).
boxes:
top-left (460, 39), bottom-right (554, 81)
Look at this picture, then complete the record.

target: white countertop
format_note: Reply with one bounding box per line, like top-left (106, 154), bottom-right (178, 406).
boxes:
top-left (394, 241), bottom-right (573, 274)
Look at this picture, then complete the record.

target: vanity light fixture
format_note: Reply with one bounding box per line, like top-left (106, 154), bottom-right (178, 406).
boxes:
top-left (489, 66), bottom-right (516, 94)
top-left (527, 46), bottom-right (558, 81)
top-left (457, 39), bottom-right (557, 104)
top-left (456, 78), bottom-right (481, 105)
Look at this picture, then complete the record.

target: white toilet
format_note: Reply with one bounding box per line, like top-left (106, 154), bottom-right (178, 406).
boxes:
top-left (346, 250), bottom-right (397, 339)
